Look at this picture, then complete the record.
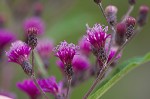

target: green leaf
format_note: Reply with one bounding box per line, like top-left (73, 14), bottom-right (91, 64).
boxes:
top-left (88, 53), bottom-right (150, 99)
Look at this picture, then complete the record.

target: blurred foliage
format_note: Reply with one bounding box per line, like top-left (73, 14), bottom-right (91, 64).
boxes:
top-left (0, 0), bottom-right (150, 99)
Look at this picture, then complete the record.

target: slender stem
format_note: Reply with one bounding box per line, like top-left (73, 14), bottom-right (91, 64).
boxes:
top-left (122, 5), bottom-right (134, 22)
top-left (31, 50), bottom-right (34, 74)
top-left (31, 74), bottom-right (48, 99)
top-left (98, 3), bottom-right (116, 58)
top-left (66, 78), bottom-right (71, 99)
top-left (83, 27), bottom-right (142, 99)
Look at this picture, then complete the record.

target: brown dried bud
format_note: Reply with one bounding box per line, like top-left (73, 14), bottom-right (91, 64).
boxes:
top-left (21, 61), bottom-right (33, 76)
top-left (128, 0), bottom-right (136, 5)
top-left (137, 5), bottom-right (149, 26)
top-left (115, 23), bottom-right (126, 45)
top-left (105, 5), bottom-right (118, 26)
top-left (27, 28), bottom-right (38, 49)
top-left (125, 16), bottom-right (136, 39)
top-left (94, 0), bottom-right (102, 4)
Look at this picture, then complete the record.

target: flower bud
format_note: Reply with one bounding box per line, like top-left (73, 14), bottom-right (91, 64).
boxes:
top-left (128, 0), bottom-right (136, 5)
top-left (137, 5), bottom-right (149, 26)
top-left (115, 23), bottom-right (126, 45)
top-left (105, 5), bottom-right (118, 26)
top-left (94, 0), bottom-right (102, 4)
top-left (34, 2), bottom-right (43, 17)
top-left (125, 16), bottom-right (136, 39)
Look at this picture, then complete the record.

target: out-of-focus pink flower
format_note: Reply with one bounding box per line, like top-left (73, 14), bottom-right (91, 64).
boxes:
top-left (72, 55), bottom-right (90, 73)
top-left (0, 29), bottom-right (16, 49)
top-left (38, 76), bottom-right (64, 96)
top-left (78, 37), bottom-right (91, 56)
top-left (0, 91), bottom-right (16, 99)
top-left (23, 17), bottom-right (45, 35)
top-left (36, 38), bottom-right (54, 58)
top-left (17, 79), bottom-right (40, 99)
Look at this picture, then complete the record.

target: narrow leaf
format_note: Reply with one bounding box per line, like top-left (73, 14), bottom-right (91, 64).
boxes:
top-left (88, 53), bottom-right (150, 99)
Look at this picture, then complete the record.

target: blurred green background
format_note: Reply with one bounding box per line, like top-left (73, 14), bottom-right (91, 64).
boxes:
top-left (0, 0), bottom-right (150, 99)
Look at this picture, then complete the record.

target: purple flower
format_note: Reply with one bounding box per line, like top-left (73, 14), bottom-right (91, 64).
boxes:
top-left (17, 79), bottom-right (40, 99)
top-left (108, 47), bottom-right (121, 63)
top-left (86, 24), bottom-right (109, 49)
top-left (0, 29), bottom-right (16, 49)
top-left (6, 40), bottom-right (31, 65)
top-left (23, 17), bottom-right (45, 35)
top-left (72, 55), bottom-right (90, 73)
top-left (56, 59), bottom-right (65, 74)
top-left (86, 24), bottom-right (110, 64)
top-left (36, 38), bottom-right (54, 58)
top-left (78, 37), bottom-right (91, 56)
top-left (54, 41), bottom-right (79, 66)
top-left (38, 76), bottom-right (64, 96)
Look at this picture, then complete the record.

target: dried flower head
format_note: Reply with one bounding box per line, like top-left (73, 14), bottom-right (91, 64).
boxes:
top-left (6, 41), bottom-right (32, 75)
top-left (17, 79), bottom-right (40, 99)
top-left (36, 38), bottom-right (54, 58)
top-left (54, 41), bottom-right (79, 78)
top-left (78, 37), bottom-right (91, 56)
top-left (86, 24), bottom-right (109, 64)
top-left (105, 5), bottom-right (118, 26)
top-left (38, 76), bottom-right (64, 97)
top-left (0, 29), bottom-right (16, 49)
top-left (137, 5), bottom-right (149, 26)
top-left (23, 17), bottom-right (45, 35)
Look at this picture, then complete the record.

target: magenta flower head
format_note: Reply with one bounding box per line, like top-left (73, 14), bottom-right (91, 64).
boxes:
top-left (23, 17), bottom-right (45, 35)
top-left (73, 55), bottom-right (90, 73)
top-left (17, 79), bottom-right (40, 99)
top-left (38, 76), bottom-right (64, 97)
top-left (54, 41), bottom-right (79, 79)
top-left (23, 17), bottom-right (45, 49)
top-left (0, 29), bottom-right (16, 49)
top-left (78, 37), bottom-right (91, 56)
top-left (6, 40), bottom-right (32, 76)
top-left (108, 47), bottom-right (122, 67)
top-left (86, 24), bottom-right (110, 64)
top-left (36, 38), bottom-right (54, 58)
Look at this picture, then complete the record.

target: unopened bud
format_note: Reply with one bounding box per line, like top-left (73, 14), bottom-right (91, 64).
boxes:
top-left (105, 5), bottom-right (118, 26)
top-left (27, 28), bottom-right (38, 49)
top-left (0, 15), bottom-right (5, 28)
top-left (94, 0), bottom-right (102, 4)
top-left (34, 2), bottom-right (43, 17)
top-left (137, 5), bottom-right (149, 26)
top-left (115, 23), bottom-right (126, 45)
top-left (21, 61), bottom-right (33, 76)
top-left (128, 0), bottom-right (136, 5)
top-left (125, 16), bottom-right (136, 39)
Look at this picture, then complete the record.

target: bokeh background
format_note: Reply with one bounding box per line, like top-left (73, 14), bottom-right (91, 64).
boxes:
top-left (0, 0), bottom-right (150, 99)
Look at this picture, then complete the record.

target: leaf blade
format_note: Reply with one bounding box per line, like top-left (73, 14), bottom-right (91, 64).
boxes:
top-left (88, 53), bottom-right (150, 99)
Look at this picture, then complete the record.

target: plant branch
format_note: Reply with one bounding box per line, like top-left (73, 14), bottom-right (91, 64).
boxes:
top-left (66, 78), bottom-right (71, 99)
top-left (31, 74), bottom-right (48, 99)
top-left (83, 27), bottom-right (142, 99)
top-left (122, 5), bottom-right (134, 22)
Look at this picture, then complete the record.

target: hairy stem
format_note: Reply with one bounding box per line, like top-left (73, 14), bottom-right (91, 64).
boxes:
top-left (31, 50), bottom-right (34, 74)
top-left (83, 27), bottom-right (141, 99)
top-left (122, 5), bottom-right (134, 22)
